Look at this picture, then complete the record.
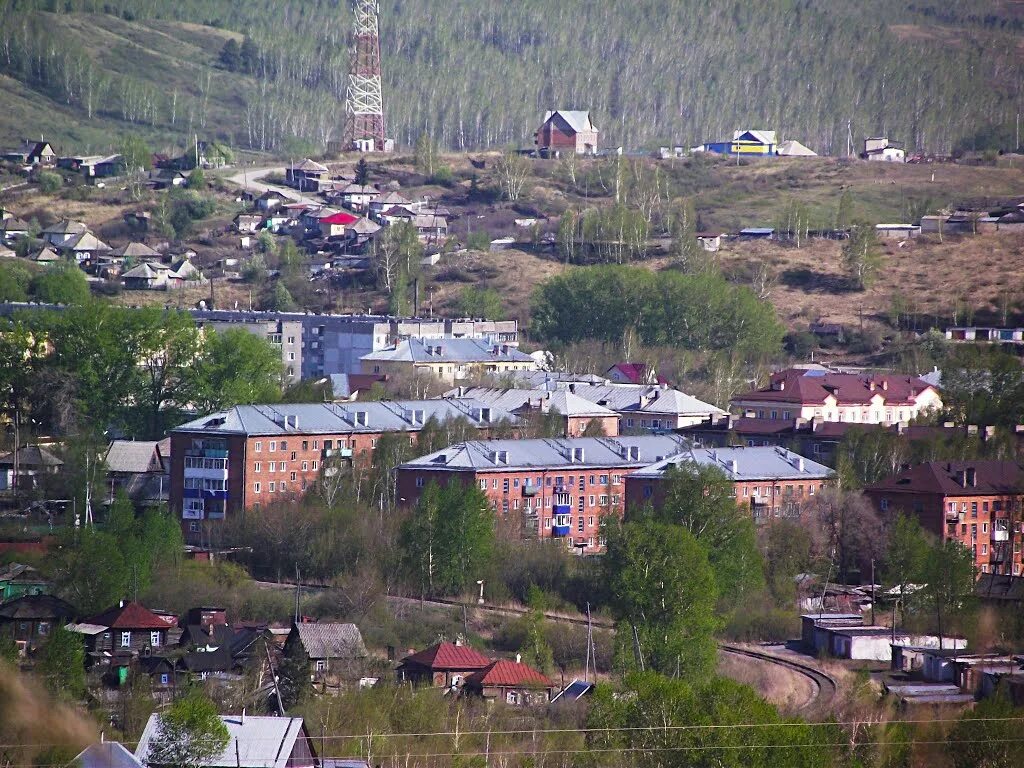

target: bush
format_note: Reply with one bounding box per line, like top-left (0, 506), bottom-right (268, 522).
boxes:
top-left (37, 170), bottom-right (62, 193)
top-left (466, 231), bottom-right (492, 252)
top-left (723, 601), bottom-right (800, 642)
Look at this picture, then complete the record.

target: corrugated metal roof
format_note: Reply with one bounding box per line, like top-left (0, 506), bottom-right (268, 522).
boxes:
top-left (400, 641), bottom-right (491, 670)
top-left (174, 398), bottom-right (520, 437)
top-left (76, 742), bottom-right (144, 768)
top-left (629, 445), bottom-right (835, 481)
top-left (104, 440), bottom-right (164, 474)
top-left (442, 387), bottom-right (617, 418)
top-left (543, 110), bottom-right (596, 134)
top-left (362, 337), bottom-right (534, 365)
top-left (136, 715), bottom-right (310, 768)
top-left (402, 435), bottom-right (690, 472)
top-left (465, 659), bottom-right (553, 688)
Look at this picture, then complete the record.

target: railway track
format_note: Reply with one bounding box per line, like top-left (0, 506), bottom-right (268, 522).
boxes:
top-left (719, 644), bottom-right (839, 711)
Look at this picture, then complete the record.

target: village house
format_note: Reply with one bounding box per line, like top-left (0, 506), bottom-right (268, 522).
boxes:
top-left (463, 657), bottom-right (557, 705)
top-left (121, 262), bottom-right (171, 290)
top-left (864, 461), bottom-right (1024, 576)
top-left (397, 640), bottom-right (492, 689)
top-left (286, 158), bottom-right (330, 192)
top-left (29, 247), bottom-right (61, 265)
top-left (362, 337), bottom-right (537, 384)
top-left (285, 621), bottom-right (368, 686)
top-left (864, 136), bottom-right (906, 162)
top-left (167, 399), bottom-right (520, 540)
top-left (534, 110), bottom-right (600, 157)
top-left (369, 191), bottom-right (412, 221)
top-left (411, 212), bottom-right (448, 243)
top-left (104, 439), bottom-right (170, 506)
top-left (255, 189), bottom-right (290, 212)
top-left (68, 601), bottom-right (179, 664)
top-left (730, 368), bottom-right (942, 425)
top-left (149, 168), bottom-right (188, 190)
top-left (396, 435), bottom-right (691, 552)
top-left (696, 231), bottom-right (723, 251)
top-left (624, 445), bottom-right (835, 524)
top-left (0, 563), bottom-right (48, 600)
top-left (57, 230), bottom-right (112, 266)
top-left (697, 130), bottom-right (777, 156)
top-left (2, 140), bottom-right (55, 166)
top-left (945, 326), bottom-right (1024, 345)
top-left (317, 209), bottom-right (361, 238)
top-left (605, 362), bottom-right (665, 385)
top-left (1, 217), bottom-right (30, 244)
top-left (234, 212), bottom-right (264, 233)
top-left (0, 445), bottom-right (64, 492)
top-left (136, 714), bottom-right (318, 768)
top-left (336, 183), bottom-right (379, 211)
top-left (0, 593), bottom-right (76, 655)
top-left (41, 219), bottom-right (88, 248)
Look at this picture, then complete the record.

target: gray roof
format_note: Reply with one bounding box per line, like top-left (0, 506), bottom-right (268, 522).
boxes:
top-left (362, 337), bottom-right (534, 365)
top-left (104, 440), bottom-right (166, 474)
top-left (41, 219), bottom-right (88, 235)
top-left (544, 110), bottom-right (597, 133)
top-left (109, 242), bottom-right (160, 259)
top-left (443, 387), bottom-right (617, 418)
top-left (63, 231), bottom-right (111, 252)
top-left (511, 371), bottom-right (611, 387)
top-left (136, 715), bottom-right (309, 768)
top-left (122, 262), bottom-right (160, 279)
top-left (401, 435), bottom-right (691, 472)
top-left (173, 398), bottom-right (519, 437)
top-left (0, 445), bottom-right (63, 468)
top-left (629, 445), bottom-right (835, 481)
top-left (291, 622), bottom-right (366, 660)
top-left (76, 742), bottom-right (144, 768)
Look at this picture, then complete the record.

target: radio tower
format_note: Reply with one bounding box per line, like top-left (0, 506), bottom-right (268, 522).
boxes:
top-left (345, 0), bottom-right (389, 152)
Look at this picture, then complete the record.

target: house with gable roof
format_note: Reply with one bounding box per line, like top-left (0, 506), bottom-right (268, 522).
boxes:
top-left (68, 601), bottom-right (179, 660)
top-left (463, 657), bottom-right (557, 705)
top-left (285, 621), bottom-right (368, 684)
top-left (397, 639), bottom-right (491, 688)
top-left (535, 110), bottom-right (599, 156)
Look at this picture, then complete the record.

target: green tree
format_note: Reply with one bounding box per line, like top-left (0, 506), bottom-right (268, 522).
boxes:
top-left (36, 625), bottom-right (86, 700)
top-left (53, 527), bottom-right (129, 616)
top-left (239, 36), bottom-right (259, 74)
top-left (836, 427), bottom-right (909, 489)
top-left (354, 158), bottom-right (370, 186)
top-left (519, 588), bottom-right (555, 674)
top-left (414, 133), bottom-right (439, 177)
top-left (763, 519), bottom-right (814, 606)
top-left (36, 170), bottom-right (62, 194)
top-left (120, 134), bottom-right (153, 200)
top-left (400, 481), bottom-right (494, 597)
top-left (458, 286), bottom-right (504, 320)
top-left (884, 514), bottom-right (931, 623)
top-left (30, 262), bottom-right (89, 304)
top-left (187, 168), bottom-right (207, 190)
top-left (940, 346), bottom-right (1024, 427)
top-left (947, 689), bottom-right (1024, 768)
top-left (218, 37), bottom-right (241, 71)
top-left (278, 636), bottom-right (311, 710)
top-left (842, 222), bottom-right (883, 290)
top-left (923, 539), bottom-right (976, 646)
top-left (189, 328), bottom-right (282, 412)
top-left (0, 262), bottom-right (32, 302)
top-left (145, 690), bottom-right (229, 768)
top-left (648, 464), bottom-right (765, 602)
top-left (265, 281), bottom-right (296, 311)
top-left (669, 197), bottom-right (702, 272)
top-left (603, 517), bottom-right (719, 677)
top-left (834, 187), bottom-right (854, 229)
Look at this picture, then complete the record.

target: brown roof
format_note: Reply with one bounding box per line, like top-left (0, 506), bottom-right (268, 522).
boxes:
top-left (465, 659), bottom-right (554, 688)
top-left (734, 369), bottom-right (935, 407)
top-left (86, 601), bottom-right (175, 630)
top-left (400, 641), bottom-right (491, 671)
top-left (865, 461), bottom-right (1024, 497)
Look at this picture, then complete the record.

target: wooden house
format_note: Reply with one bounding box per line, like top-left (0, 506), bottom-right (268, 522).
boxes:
top-left (397, 640), bottom-right (491, 688)
top-left (535, 111), bottom-right (599, 157)
top-left (463, 657), bottom-right (557, 706)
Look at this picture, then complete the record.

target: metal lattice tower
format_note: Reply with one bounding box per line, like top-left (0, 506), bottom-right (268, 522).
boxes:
top-left (345, 0), bottom-right (387, 151)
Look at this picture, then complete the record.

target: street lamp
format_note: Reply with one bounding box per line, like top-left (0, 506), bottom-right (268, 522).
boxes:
top-left (476, 580), bottom-right (485, 605)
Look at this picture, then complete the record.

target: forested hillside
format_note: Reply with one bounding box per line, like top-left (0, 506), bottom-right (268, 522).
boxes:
top-left (1, 0), bottom-right (1022, 154)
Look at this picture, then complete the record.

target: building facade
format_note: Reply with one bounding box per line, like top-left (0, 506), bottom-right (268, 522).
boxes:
top-left (864, 461), bottom-right (1024, 576)
top-left (169, 400), bottom-right (520, 542)
top-left (731, 368), bottom-right (942, 425)
top-left (396, 435), bottom-right (691, 552)
top-left (534, 111), bottom-right (599, 156)
top-left (361, 337), bottom-right (537, 383)
top-left (624, 446), bottom-right (835, 524)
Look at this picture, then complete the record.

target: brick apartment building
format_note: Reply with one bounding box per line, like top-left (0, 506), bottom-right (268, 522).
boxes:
top-left (395, 435), bottom-right (691, 552)
top-left (169, 399), bottom-right (519, 542)
top-left (864, 461), bottom-right (1024, 576)
top-left (730, 367), bottom-right (942, 425)
top-left (624, 446), bottom-right (835, 524)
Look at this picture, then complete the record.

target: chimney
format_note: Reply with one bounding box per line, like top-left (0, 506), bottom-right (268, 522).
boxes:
top-left (881, 379), bottom-right (888, 391)
top-left (515, 653), bottom-right (521, 664)
top-left (729, 459), bottom-right (738, 474)
top-left (241, 709), bottom-right (245, 725)
top-left (119, 600), bottom-right (124, 608)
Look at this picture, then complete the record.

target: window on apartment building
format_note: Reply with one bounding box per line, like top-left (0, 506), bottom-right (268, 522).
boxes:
top-left (290, 472), bottom-right (296, 482)
top-left (982, 544), bottom-right (988, 555)
top-left (254, 462), bottom-right (261, 472)
top-left (588, 516), bottom-right (595, 527)
top-left (983, 501), bottom-right (990, 512)
top-left (302, 441), bottom-right (308, 451)
top-left (961, 524), bottom-right (967, 535)
top-left (313, 440), bottom-right (319, 450)
top-left (281, 441), bottom-right (288, 451)
top-left (324, 440), bottom-right (333, 450)
top-left (971, 524), bottom-right (978, 539)
top-left (302, 461), bottom-right (308, 471)
top-left (589, 475), bottom-right (596, 484)
top-left (290, 451), bottom-right (297, 461)
top-left (269, 482), bottom-right (275, 492)
top-left (280, 463), bottom-right (287, 472)
top-left (981, 564), bottom-right (989, 573)
top-left (492, 479), bottom-right (498, 489)
top-left (546, 498), bottom-right (552, 507)
top-left (783, 411), bottom-right (791, 419)
top-left (545, 518), bottom-right (552, 528)
top-left (479, 480), bottom-right (486, 490)
top-left (513, 478), bottom-right (520, 488)
top-left (312, 461), bottom-right (318, 470)
top-left (588, 495), bottom-right (595, 506)
top-left (599, 495), bottom-right (608, 505)
top-left (612, 475), bottom-right (622, 485)
top-left (269, 441), bottom-right (277, 452)
top-left (268, 461), bottom-right (276, 472)
top-left (280, 482), bottom-right (287, 492)
top-left (255, 441), bottom-right (262, 452)
top-left (513, 500), bottom-right (519, 509)
top-left (972, 502), bottom-right (978, 517)
top-left (770, 410), bottom-right (778, 419)
top-left (503, 479), bottom-right (510, 493)
top-left (254, 482), bottom-right (261, 493)
top-left (983, 523), bottom-right (989, 533)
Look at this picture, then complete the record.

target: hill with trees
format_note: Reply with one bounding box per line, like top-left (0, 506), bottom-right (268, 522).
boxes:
top-left (0, 0), bottom-right (1022, 155)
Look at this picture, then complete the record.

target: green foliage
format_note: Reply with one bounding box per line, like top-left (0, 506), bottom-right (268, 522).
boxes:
top-left (279, 636), bottom-right (311, 710)
top-left (36, 170), bottom-right (62, 193)
top-left (947, 689), bottom-right (1024, 768)
top-left (36, 625), bottom-right (86, 700)
top-left (531, 266), bottom-right (783, 360)
top-left (458, 286), bottom-right (504, 320)
top-left (588, 672), bottom-right (840, 767)
top-left (557, 205), bottom-right (650, 264)
top-left (649, 464), bottom-right (765, 603)
top-left (884, 513), bottom-right (931, 617)
top-left (922, 539), bottom-right (976, 643)
top-left (763, 519), bottom-right (815, 606)
top-left (146, 690), bottom-right (230, 768)
top-left (186, 168), bottom-right (206, 189)
top-left (842, 221), bottom-right (883, 290)
top-left (265, 281), bottom-right (296, 311)
top-left (668, 197), bottom-right (702, 272)
top-left (940, 346), bottom-right (1024, 427)
top-left (603, 518), bottom-right (719, 677)
top-left (0, 635), bottom-right (18, 664)
top-left (120, 134), bottom-right (152, 172)
top-left (414, 134), bottom-right (439, 177)
top-left (218, 37), bottom-right (241, 71)
top-left (836, 427), bottom-right (908, 489)
top-left (188, 327), bottom-right (282, 412)
top-left (400, 481), bottom-right (494, 597)
top-left (241, 252), bottom-right (269, 284)
top-left (0, 262), bottom-right (32, 302)
top-left (30, 262), bottom-right (90, 304)
top-left (354, 157), bottom-right (370, 186)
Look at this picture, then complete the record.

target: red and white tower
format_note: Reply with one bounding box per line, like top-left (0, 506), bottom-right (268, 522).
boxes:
top-left (346, 0), bottom-right (391, 152)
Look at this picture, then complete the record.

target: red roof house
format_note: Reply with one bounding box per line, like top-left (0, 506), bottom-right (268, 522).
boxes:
top-left (397, 640), bottom-right (491, 688)
top-left (463, 658), bottom-right (557, 706)
top-left (72, 601), bottom-right (178, 658)
top-left (318, 210), bottom-right (360, 237)
top-left (605, 362), bottom-right (665, 386)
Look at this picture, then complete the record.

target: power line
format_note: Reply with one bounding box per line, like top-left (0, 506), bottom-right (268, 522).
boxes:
top-left (7, 715), bottom-right (1024, 749)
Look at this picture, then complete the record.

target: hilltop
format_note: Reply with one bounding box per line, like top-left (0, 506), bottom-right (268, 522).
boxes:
top-left (1, 1), bottom-right (1023, 157)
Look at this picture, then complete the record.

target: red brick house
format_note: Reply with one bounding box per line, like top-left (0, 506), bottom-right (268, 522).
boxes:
top-left (397, 640), bottom-right (491, 689)
top-left (624, 446), bottom-right (835, 525)
top-left (534, 111), bottom-right (599, 156)
top-left (864, 461), bottom-right (1024, 576)
top-left (463, 657), bottom-right (556, 705)
top-left (169, 399), bottom-right (519, 543)
top-left (396, 435), bottom-right (690, 552)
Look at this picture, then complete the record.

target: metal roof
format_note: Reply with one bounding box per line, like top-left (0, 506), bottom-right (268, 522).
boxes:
top-left (291, 622), bottom-right (367, 660)
top-left (442, 387), bottom-right (617, 418)
top-left (173, 398), bottom-right (519, 437)
top-left (629, 445), bottom-right (836, 481)
top-left (75, 742), bottom-right (144, 768)
top-left (136, 715), bottom-right (309, 768)
top-left (363, 337), bottom-right (534, 365)
top-left (104, 440), bottom-right (165, 474)
top-left (401, 435), bottom-right (691, 472)
top-left (543, 110), bottom-right (597, 134)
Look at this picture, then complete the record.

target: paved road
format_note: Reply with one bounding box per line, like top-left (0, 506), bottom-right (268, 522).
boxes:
top-left (222, 165), bottom-right (323, 207)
